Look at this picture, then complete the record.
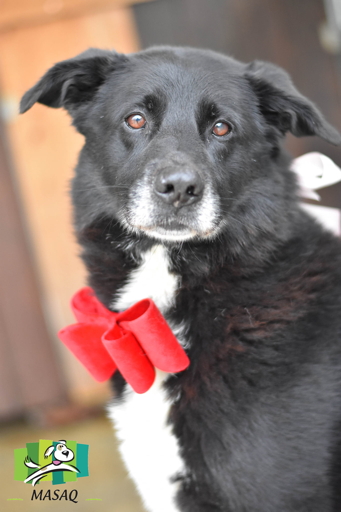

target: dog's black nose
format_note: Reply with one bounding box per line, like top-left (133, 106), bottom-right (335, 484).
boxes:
top-left (154, 168), bottom-right (204, 208)
top-left (62, 450), bottom-right (69, 456)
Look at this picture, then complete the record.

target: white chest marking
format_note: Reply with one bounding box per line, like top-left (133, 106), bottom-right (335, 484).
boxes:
top-left (112, 244), bottom-right (179, 313)
top-left (109, 245), bottom-right (184, 512)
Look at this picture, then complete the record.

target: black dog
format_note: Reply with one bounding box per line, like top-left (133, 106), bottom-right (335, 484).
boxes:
top-left (21, 47), bottom-right (341, 512)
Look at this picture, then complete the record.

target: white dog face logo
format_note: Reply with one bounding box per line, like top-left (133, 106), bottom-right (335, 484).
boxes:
top-left (54, 442), bottom-right (74, 462)
top-left (44, 440), bottom-right (74, 463)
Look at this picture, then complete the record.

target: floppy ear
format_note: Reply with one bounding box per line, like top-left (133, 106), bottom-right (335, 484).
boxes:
top-left (245, 60), bottom-right (341, 145)
top-left (20, 48), bottom-right (128, 114)
top-left (44, 446), bottom-right (55, 458)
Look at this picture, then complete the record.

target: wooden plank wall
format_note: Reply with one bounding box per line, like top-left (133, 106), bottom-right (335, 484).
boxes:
top-left (0, 0), bottom-right (152, 32)
top-left (0, 121), bottom-right (66, 418)
top-left (0, 2), bottom-right (143, 412)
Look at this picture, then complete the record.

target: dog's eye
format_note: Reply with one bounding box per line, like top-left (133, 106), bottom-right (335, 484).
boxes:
top-left (126, 114), bottom-right (146, 130)
top-left (212, 121), bottom-right (231, 137)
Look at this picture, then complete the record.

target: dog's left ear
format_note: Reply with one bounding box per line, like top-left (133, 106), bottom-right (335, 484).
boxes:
top-left (20, 48), bottom-right (128, 114)
top-left (245, 60), bottom-right (341, 145)
top-left (44, 446), bottom-right (55, 458)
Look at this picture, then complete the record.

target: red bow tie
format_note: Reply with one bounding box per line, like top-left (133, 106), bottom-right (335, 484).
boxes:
top-left (58, 287), bottom-right (189, 393)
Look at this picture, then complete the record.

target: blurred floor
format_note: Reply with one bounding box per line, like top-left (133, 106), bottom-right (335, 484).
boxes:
top-left (1, 413), bottom-right (145, 512)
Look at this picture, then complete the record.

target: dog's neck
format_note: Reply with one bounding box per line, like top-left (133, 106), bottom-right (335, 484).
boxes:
top-left (79, 193), bottom-right (302, 311)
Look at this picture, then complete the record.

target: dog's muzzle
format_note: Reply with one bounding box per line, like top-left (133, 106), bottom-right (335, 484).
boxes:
top-left (124, 153), bottom-right (221, 241)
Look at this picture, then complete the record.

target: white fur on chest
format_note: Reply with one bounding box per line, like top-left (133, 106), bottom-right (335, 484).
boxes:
top-left (109, 245), bottom-right (184, 512)
top-left (113, 244), bottom-right (179, 313)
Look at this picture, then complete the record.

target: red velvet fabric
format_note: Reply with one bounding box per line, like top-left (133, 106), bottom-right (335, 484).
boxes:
top-left (58, 287), bottom-right (189, 393)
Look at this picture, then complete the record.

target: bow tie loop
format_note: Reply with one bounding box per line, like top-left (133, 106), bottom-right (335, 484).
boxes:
top-left (116, 298), bottom-right (189, 373)
top-left (103, 323), bottom-right (155, 393)
top-left (71, 287), bottom-right (114, 325)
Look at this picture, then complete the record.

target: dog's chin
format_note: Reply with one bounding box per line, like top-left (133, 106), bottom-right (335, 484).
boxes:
top-left (143, 227), bottom-right (199, 242)
top-left (123, 219), bottom-right (225, 243)
top-left (125, 221), bottom-right (197, 242)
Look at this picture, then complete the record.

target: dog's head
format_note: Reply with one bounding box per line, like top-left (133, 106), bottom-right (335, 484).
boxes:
top-left (21, 47), bottom-right (340, 246)
top-left (44, 440), bottom-right (74, 462)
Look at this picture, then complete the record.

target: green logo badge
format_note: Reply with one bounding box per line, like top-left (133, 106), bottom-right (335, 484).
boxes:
top-left (14, 439), bottom-right (89, 486)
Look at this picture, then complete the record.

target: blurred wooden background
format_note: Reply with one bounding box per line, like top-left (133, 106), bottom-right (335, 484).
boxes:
top-left (0, 0), bottom-right (340, 422)
top-left (0, 0), bottom-right (148, 421)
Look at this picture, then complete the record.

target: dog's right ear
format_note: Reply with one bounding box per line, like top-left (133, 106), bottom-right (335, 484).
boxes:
top-left (20, 48), bottom-right (128, 114)
top-left (44, 446), bottom-right (55, 458)
top-left (245, 60), bottom-right (341, 145)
